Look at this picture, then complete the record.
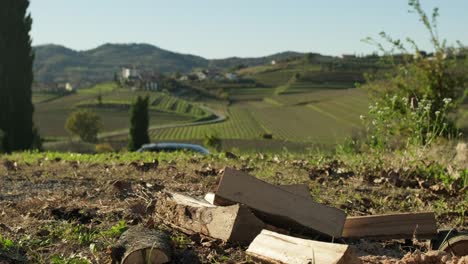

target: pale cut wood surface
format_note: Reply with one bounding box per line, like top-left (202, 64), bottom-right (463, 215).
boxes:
top-left (157, 192), bottom-right (265, 244)
top-left (342, 212), bottom-right (438, 239)
top-left (214, 168), bottom-right (346, 237)
top-left (246, 230), bottom-right (360, 264)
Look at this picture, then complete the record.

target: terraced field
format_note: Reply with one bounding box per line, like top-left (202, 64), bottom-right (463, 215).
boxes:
top-left (150, 105), bottom-right (266, 140)
top-left (34, 83), bottom-right (208, 138)
top-left (148, 88), bottom-right (368, 145)
top-left (250, 69), bottom-right (296, 87)
top-left (32, 93), bottom-right (62, 104)
top-left (227, 86), bottom-right (274, 101)
top-left (79, 90), bottom-right (209, 118)
top-left (249, 90), bottom-right (367, 143)
top-left (35, 68), bottom-right (372, 150)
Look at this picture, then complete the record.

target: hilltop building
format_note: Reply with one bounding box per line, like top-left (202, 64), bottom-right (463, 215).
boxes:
top-left (65, 82), bottom-right (73, 92)
top-left (121, 67), bottom-right (140, 80)
top-left (55, 82), bottom-right (74, 92)
top-left (195, 71), bottom-right (207, 81)
top-left (119, 67), bottom-right (161, 92)
top-left (225, 72), bottom-right (238, 81)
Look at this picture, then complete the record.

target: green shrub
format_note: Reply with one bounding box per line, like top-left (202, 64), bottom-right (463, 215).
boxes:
top-left (204, 134), bottom-right (222, 152)
top-left (65, 110), bottom-right (102, 143)
top-left (361, 0), bottom-right (466, 149)
top-left (95, 143), bottom-right (114, 153)
top-left (361, 94), bottom-right (458, 149)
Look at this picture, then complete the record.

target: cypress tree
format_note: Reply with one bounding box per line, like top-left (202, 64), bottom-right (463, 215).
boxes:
top-left (0, 0), bottom-right (36, 152)
top-left (128, 96), bottom-right (150, 151)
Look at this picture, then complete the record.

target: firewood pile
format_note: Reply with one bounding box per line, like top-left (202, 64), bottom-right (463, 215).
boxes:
top-left (112, 168), bottom-right (468, 264)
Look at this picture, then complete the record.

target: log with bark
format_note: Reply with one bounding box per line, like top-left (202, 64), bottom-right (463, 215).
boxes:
top-left (111, 226), bottom-right (171, 264)
top-left (246, 229), bottom-right (360, 264)
top-left (213, 168), bottom-right (346, 237)
top-left (342, 212), bottom-right (438, 239)
top-left (156, 192), bottom-right (265, 244)
top-left (438, 234), bottom-right (468, 256)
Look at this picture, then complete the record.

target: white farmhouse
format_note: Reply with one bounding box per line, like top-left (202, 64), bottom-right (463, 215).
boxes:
top-left (122, 68), bottom-right (131, 79)
top-left (225, 73), bottom-right (238, 81)
top-left (65, 82), bottom-right (73, 92)
top-left (121, 67), bottom-right (140, 80)
top-left (195, 71), bottom-right (207, 81)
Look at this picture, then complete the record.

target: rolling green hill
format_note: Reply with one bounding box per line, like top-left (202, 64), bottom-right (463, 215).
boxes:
top-left (33, 43), bottom-right (312, 87)
top-left (33, 44), bottom-right (208, 86)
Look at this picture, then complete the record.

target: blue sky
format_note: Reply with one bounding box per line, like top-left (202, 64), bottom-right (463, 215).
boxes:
top-left (29, 0), bottom-right (468, 59)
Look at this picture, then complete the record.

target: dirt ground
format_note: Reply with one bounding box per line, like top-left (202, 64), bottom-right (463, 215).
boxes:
top-left (0, 153), bottom-right (466, 263)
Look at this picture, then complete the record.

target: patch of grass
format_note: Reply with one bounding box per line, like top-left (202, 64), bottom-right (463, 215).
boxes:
top-left (50, 255), bottom-right (91, 264)
top-left (77, 82), bottom-right (117, 95)
top-left (0, 234), bottom-right (15, 250)
top-left (100, 220), bottom-right (128, 238)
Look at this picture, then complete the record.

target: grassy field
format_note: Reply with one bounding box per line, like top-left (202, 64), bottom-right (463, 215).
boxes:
top-left (33, 83), bottom-right (209, 139)
top-left (145, 88), bottom-right (368, 148)
top-left (31, 93), bottom-right (61, 104)
top-left (33, 67), bottom-right (372, 150)
top-left (35, 62), bottom-right (467, 152)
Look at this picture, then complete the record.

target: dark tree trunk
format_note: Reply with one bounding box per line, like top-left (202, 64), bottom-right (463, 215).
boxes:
top-left (0, 0), bottom-right (35, 152)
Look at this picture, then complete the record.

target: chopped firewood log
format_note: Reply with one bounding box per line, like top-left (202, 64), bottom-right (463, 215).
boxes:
top-left (111, 226), bottom-right (171, 264)
top-left (204, 184), bottom-right (311, 205)
top-left (342, 212), bottom-right (437, 239)
top-left (439, 234), bottom-right (468, 256)
top-left (156, 192), bottom-right (265, 244)
top-left (204, 192), bottom-right (216, 205)
top-left (214, 168), bottom-right (346, 237)
top-left (246, 230), bottom-right (360, 264)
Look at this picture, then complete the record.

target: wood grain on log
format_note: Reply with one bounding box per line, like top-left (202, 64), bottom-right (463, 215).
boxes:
top-left (214, 168), bottom-right (346, 237)
top-left (342, 212), bottom-right (437, 239)
top-left (156, 192), bottom-right (265, 244)
top-left (247, 230), bottom-right (360, 264)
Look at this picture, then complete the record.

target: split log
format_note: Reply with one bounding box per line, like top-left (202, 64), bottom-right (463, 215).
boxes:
top-left (342, 212), bottom-right (437, 239)
top-left (214, 168), bottom-right (346, 237)
top-left (246, 230), bottom-right (360, 264)
top-left (156, 192), bottom-right (265, 244)
top-left (279, 184), bottom-right (312, 200)
top-left (204, 184), bottom-right (311, 205)
top-left (112, 226), bottom-right (171, 264)
top-left (204, 192), bottom-right (216, 205)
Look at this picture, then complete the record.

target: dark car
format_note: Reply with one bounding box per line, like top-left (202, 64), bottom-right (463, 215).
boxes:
top-left (136, 142), bottom-right (210, 155)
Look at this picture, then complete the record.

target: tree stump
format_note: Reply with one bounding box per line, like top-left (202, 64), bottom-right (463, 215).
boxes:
top-left (112, 226), bottom-right (171, 264)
